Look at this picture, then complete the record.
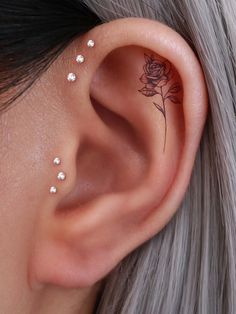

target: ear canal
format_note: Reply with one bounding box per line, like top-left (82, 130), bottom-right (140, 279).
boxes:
top-left (57, 112), bottom-right (150, 209)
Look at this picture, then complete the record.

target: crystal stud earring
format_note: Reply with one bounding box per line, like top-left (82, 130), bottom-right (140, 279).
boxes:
top-left (53, 157), bottom-right (61, 165)
top-left (87, 39), bottom-right (95, 48)
top-left (76, 54), bottom-right (85, 64)
top-left (50, 186), bottom-right (57, 194)
top-left (67, 72), bottom-right (77, 82)
top-left (49, 157), bottom-right (62, 194)
top-left (57, 171), bottom-right (66, 181)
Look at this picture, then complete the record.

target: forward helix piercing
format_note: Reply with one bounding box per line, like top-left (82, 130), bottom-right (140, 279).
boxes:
top-left (67, 39), bottom-right (95, 81)
top-left (60, 37), bottom-right (96, 193)
top-left (76, 54), bottom-right (85, 64)
top-left (87, 39), bottom-right (95, 48)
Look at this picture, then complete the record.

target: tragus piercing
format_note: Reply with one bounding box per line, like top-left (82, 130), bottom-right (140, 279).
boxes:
top-left (57, 171), bottom-right (66, 181)
top-left (49, 157), bottom-right (64, 195)
top-left (53, 157), bottom-right (61, 165)
top-left (50, 186), bottom-right (57, 194)
top-left (67, 72), bottom-right (77, 82)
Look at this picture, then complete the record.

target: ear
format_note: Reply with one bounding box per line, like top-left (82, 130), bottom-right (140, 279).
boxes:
top-left (29, 18), bottom-right (208, 289)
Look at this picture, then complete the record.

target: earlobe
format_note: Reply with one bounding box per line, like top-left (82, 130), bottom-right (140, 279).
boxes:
top-left (29, 18), bottom-right (208, 289)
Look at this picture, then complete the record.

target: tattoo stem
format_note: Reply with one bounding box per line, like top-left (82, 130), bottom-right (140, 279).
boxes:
top-left (161, 87), bottom-right (167, 153)
top-left (153, 87), bottom-right (167, 152)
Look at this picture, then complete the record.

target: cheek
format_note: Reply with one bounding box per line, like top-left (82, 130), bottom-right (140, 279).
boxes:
top-left (0, 62), bottom-right (72, 269)
top-left (0, 100), bottom-right (59, 282)
top-left (0, 117), bottom-right (45, 302)
top-left (0, 110), bottom-right (47, 252)
top-left (0, 68), bottom-right (73, 301)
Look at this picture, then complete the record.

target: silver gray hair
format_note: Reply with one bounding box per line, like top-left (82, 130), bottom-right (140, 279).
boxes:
top-left (83, 1), bottom-right (236, 313)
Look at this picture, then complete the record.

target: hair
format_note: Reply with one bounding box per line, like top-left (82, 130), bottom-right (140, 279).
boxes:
top-left (1, 0), bottom-right (236, 313)
top-left (0, 1), bottom-right (101, 112)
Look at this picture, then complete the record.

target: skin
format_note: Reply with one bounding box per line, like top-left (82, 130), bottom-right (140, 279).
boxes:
top-left (0, 18), bottom-right (208, 313)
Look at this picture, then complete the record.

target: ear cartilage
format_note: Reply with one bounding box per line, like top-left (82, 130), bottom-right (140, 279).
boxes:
top-left (76, 54), bottom-right (85, 64)
top-left (50, 186), bottom-right (57, 194)
top-left (53, 157), bottom-right (61, 165)
top-left (87, 39), bottom-right (95, 48)
top-left (67, 72), bottom-right (77, 82)
top-left (57, 171), bottom-right (66, 181)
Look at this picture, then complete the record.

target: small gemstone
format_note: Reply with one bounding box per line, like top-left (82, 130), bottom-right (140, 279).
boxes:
top-left (76, 54), bottom-right (85, 64)
top-left (57, 171), bottom-right (66, 181)
top-left (67, 73), bottom-right (77, 82)
top-left (87, 39), bottom-right (95, 48)
top-left (53, 157), bottom-right (61, 166)
top-left (50, 186), bottom-right (57, 194)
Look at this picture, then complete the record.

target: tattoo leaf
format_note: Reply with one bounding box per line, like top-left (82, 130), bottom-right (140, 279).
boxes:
top-left (139, 87), bottom-right (159, 97)
top-left (139, 74), bottom-right (149, 84)
top-left (153, 102), bottom-right (165, 117)
top-left (166, 95), bottom-right (181, 104)
top-left (168, 83), bottom-right (181, 94)
top-left (158, 79), bottom-right (168, 87)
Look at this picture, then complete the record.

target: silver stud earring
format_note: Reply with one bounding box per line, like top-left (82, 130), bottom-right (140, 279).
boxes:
top-left (57, 171), bottom-right (66, 181)
top-left (50, 157), bottom-right (63, 194)
top-left (67, 72), bottom-right (77, 82)
top-left (50, 186), bottom-right (57, 194)
top-left (53, 157), bottom-right (61, 165)
top-left (76, 54), bottom-right (85, 64)
top-left (87, 39), bottom-right (95, 48)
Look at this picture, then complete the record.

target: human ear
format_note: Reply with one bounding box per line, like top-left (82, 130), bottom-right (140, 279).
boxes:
top-left (29, 18), bottom-right (208, 289)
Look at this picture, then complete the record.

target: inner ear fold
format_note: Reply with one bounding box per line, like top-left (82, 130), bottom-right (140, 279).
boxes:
top-left (81, 45), bottom-right (185, 224)
top-left (90, 45), bottom-right (184, 153)
top-left (58, 46), bottom-right (184, 216)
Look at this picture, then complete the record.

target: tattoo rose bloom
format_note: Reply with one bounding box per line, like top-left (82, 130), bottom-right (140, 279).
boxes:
top-left (139, 54), bottom-right (181, 152)
top-left (139, 55), bottom-right (171, 96)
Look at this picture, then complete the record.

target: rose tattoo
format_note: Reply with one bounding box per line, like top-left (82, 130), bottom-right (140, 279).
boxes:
top-left (139, 54), bottom-right (181, 152)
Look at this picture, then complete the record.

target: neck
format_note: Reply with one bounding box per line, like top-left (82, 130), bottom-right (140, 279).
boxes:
top-left (31, 282), bottom-right (102, 314)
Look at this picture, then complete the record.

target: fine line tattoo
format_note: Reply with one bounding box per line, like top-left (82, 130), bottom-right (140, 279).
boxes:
top-left (138, 54), bottom-right (182, 152)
